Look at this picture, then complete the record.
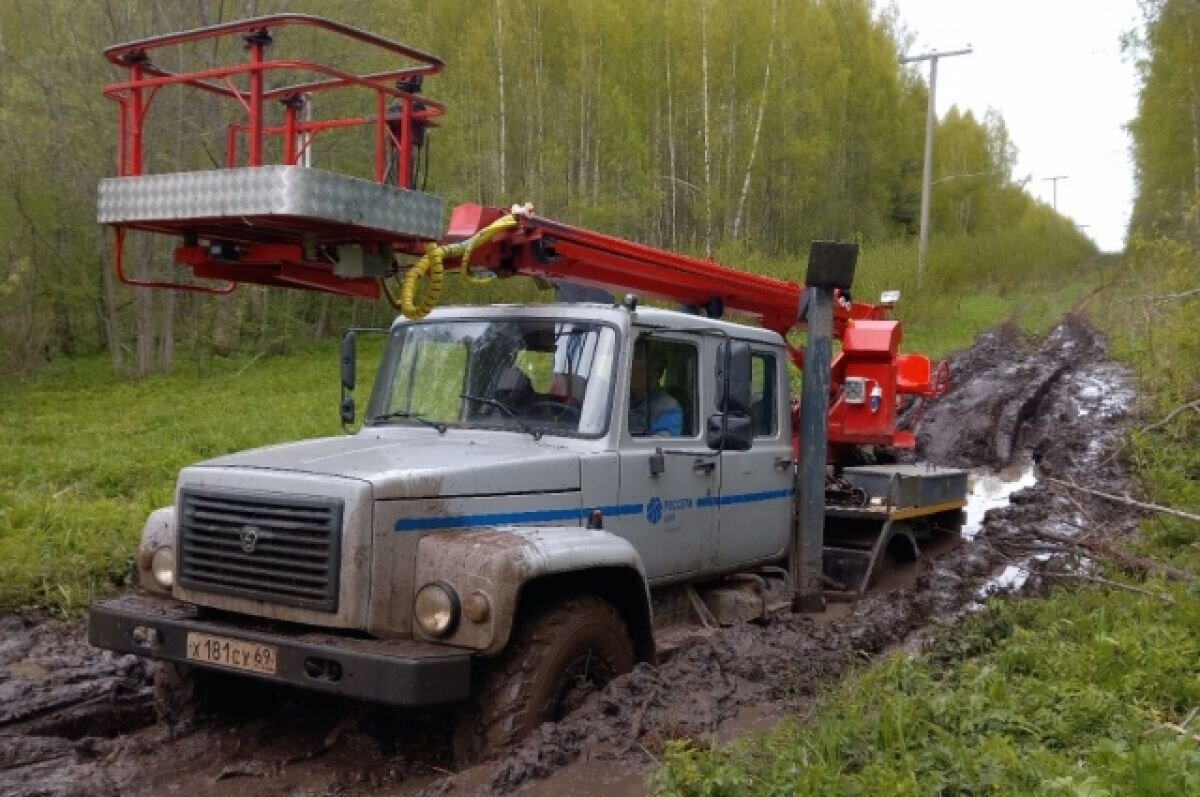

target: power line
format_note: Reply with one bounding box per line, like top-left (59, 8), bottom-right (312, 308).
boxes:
top-left (899, 46), bottom-right (973, 285)
top-left (1042, 175), bottom-right (1069, 212)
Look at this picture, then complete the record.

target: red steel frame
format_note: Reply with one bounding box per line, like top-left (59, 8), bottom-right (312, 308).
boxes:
top-left (103, 14), bottom-right (445, 295)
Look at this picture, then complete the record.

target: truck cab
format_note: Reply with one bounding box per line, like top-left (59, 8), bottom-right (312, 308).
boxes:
top-left (90, 302), bottom-right (802, 756)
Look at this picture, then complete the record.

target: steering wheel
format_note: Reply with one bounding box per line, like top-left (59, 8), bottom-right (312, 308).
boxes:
top-left (527, 400), bottom-right (582, 423)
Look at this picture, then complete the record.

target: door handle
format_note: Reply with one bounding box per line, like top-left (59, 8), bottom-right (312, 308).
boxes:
top-left (693, 459), bottom-right (716, 474)
top-left (774, 456), bottom-right (793, 470)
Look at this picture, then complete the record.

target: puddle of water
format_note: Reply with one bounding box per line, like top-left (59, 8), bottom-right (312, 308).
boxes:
top-left (975, 553), bottom-right (1057, 600)
top-left (962, 463), bottom-right (1038, 540)
top-left (1073, 369), bottom-right (1135, 420)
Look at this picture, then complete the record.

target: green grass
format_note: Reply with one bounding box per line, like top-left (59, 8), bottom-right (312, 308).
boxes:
top-left (655, 582), bottom-right (1200, 796)
top-left (1091, 237), bottom-right (1200, 574)
top-left (0, 343), bottom-right (369, 614)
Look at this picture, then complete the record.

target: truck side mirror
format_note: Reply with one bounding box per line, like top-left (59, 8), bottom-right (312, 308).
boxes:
top-left (340, 331), bottom-right (357, 391)
top-left (715, 340), bottom-right (752, 414)
top-left (705, 413), bottom-right (753, 451)
top-left (338, 326), bottom-right (388, 434)
top-left (710, 340), bottom-right (754, 451)
top-left (340, 331), bottom-right (357, 432)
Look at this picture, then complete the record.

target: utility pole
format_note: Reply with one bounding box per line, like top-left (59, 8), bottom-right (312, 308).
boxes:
top-left (1042, 175), bottom-right (1069, 212)
top-left (899, 46), bottom-right (972, 285)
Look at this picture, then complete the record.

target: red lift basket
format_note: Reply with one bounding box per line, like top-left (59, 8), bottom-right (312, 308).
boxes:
top-left (98, 14), bottom-right (447, 299)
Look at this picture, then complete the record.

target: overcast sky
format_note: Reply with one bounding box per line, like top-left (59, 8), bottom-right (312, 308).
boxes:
top-left (890, 0), bottom-right (1143, 252)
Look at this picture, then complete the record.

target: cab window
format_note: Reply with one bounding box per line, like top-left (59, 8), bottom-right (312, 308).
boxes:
top-left (750, 352), bottom-right (777, 436)
top-left (629, 337), bottom-right (697, 438)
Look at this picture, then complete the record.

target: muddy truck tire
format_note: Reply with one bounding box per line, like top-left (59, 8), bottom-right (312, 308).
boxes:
top-left (152, 660), bottom-right (251, 731)
top-left (152, 661), bottom-right (208, 730)
top-left (453, 595), bottom-right (635, 765)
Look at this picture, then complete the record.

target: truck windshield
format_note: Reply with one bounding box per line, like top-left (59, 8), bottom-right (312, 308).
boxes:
top-left (365, 320), bottom-right (618, 437)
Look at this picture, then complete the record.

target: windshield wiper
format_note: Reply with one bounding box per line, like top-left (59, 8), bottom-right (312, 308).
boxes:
top-left (459, 393), bottom-right (542, 440)
top-left (371, 410), bottom-right (447, 434)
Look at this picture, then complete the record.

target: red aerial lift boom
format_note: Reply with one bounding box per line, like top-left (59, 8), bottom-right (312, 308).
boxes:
top-left (98, 13), bottom-right (947, 459)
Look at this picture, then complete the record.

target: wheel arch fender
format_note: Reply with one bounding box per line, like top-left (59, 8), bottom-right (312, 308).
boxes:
top-left (412, 526), bottom-right (653, 659)
top-left (517, 565), bottom-right (655, 664)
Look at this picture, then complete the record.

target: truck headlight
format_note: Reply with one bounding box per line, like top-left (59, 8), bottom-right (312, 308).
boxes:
top-left (414, 582), bottom-right (460, 636)
top-left (150, 546), bottom-right (175, 589)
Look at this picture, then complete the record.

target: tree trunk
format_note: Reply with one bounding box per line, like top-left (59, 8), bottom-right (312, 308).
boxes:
top-left (700, 0), bottom-right (714, 257)
top-left (212, 295), bottom-right (237, 357)
top-left (732, 0), bottom-right (778, 241)
top-left (592, 48), bottom-right (602, 201)
top-left (135, 289), bottom-right (155, 377)
top-left (665, 5), bottom-right (678, 249)
top-left (534, 1), bottom-right (545, 199)
top-left (98, 238), bottom-right (125, 375)
top-left (494, 0), bottom-right (507, 197)
top-left (160, 290), bottom-right (175, 371)
top-left (314, 294), bottom-right (331, 340)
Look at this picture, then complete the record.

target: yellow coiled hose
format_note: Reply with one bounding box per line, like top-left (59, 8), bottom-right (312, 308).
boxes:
top-left (383, 214), bottom-right (519, 319)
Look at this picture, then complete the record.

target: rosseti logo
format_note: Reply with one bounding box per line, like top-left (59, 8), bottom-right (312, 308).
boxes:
top-left (646, 496), bottom-right (663, 525)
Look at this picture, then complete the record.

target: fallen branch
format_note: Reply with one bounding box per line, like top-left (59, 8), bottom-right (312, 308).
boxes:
top-left (1142, 707), bottom-right (1200, 742)
top-left (1139, 399), bottom-right (1200, 436)
top-left (1030, 526), bottom-right (1196, 583)
top-left (232, 351), bottom-right (267, 378)
top-left (1101, 398), bottom-right (1200, 467)
top-left (1045, 476), bottom-right (1200, 524)
top-left (1144, 287), bottom-right (1200, 304)
top-left (1042, 571), bottom-right (1175, 603)
top-left (629, 684), bottom-right (662, 741)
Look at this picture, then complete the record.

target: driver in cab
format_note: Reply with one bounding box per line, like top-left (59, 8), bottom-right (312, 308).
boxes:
top-left (629, 346), bottom-right (683, 436)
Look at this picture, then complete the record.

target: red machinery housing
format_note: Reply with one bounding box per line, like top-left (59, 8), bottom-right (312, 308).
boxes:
top-left (97, 14), bottom-right (946, 458)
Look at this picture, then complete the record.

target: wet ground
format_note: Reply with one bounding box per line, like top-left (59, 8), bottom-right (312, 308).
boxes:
top-left (0, 315), bottom-right (1143, 797)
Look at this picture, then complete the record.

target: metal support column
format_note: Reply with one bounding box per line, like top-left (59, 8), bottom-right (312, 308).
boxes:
top-left (792, 241), bottom-right (858, 613)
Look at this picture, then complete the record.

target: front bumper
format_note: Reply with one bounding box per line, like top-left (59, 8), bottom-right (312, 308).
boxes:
top-left (89, 595), bottom-right (471, 706)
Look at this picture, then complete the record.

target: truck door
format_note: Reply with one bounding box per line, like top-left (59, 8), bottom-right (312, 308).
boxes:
top-left (614, 332), bottom-right (719, 581)
top-left (716, 347), bottom-right (793, 567)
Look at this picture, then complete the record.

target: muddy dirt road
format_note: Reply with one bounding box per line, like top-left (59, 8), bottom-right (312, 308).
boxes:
top-left (0, 316), bottom-right (1142, 797)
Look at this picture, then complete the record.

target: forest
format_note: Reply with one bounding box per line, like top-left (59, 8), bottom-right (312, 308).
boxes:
top-left (0, 0), bottom-right (1086, 377)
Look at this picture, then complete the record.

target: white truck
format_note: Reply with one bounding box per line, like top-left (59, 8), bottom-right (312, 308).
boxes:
top-left (91, 300), bottom-right (965, 758)
top-left (89, 14), bottom-right (967, 760)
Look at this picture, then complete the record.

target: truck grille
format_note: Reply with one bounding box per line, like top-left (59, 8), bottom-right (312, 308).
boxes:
top-left (178, 488), bottom-right (342, 612)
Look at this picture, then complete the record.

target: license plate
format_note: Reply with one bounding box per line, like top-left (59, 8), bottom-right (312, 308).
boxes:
top-left (185, 632), bottom-right (277, 675)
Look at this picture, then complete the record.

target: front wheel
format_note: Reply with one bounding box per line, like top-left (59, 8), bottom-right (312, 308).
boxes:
top-left (152, 660), bottom-right (258, 732)
top-left (452, 595), bottom-right (634, 764)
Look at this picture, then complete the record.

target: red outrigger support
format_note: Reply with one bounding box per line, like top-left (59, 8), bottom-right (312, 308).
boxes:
top-left (101, 14), bottom-right (446, 297)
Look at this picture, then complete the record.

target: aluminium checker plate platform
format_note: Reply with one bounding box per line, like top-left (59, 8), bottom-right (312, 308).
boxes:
top-left (97, 166), bottom-right (445, 245)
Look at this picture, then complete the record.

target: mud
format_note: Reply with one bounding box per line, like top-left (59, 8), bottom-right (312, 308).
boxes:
top-left (0, 316), bottom-right (1142, 797)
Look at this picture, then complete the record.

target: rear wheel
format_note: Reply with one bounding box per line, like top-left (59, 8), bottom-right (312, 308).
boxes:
top-left (452, 595), bottom-right (635, 765)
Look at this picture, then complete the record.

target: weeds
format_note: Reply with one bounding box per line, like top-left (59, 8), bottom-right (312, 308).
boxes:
top-left (0, 342), bottom-right (376, 614)
top-left (655, 584), bottom-right (1200, 796)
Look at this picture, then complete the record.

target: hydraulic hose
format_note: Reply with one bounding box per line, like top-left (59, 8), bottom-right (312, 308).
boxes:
top-left (383, 213), bottom-right (519, 319)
